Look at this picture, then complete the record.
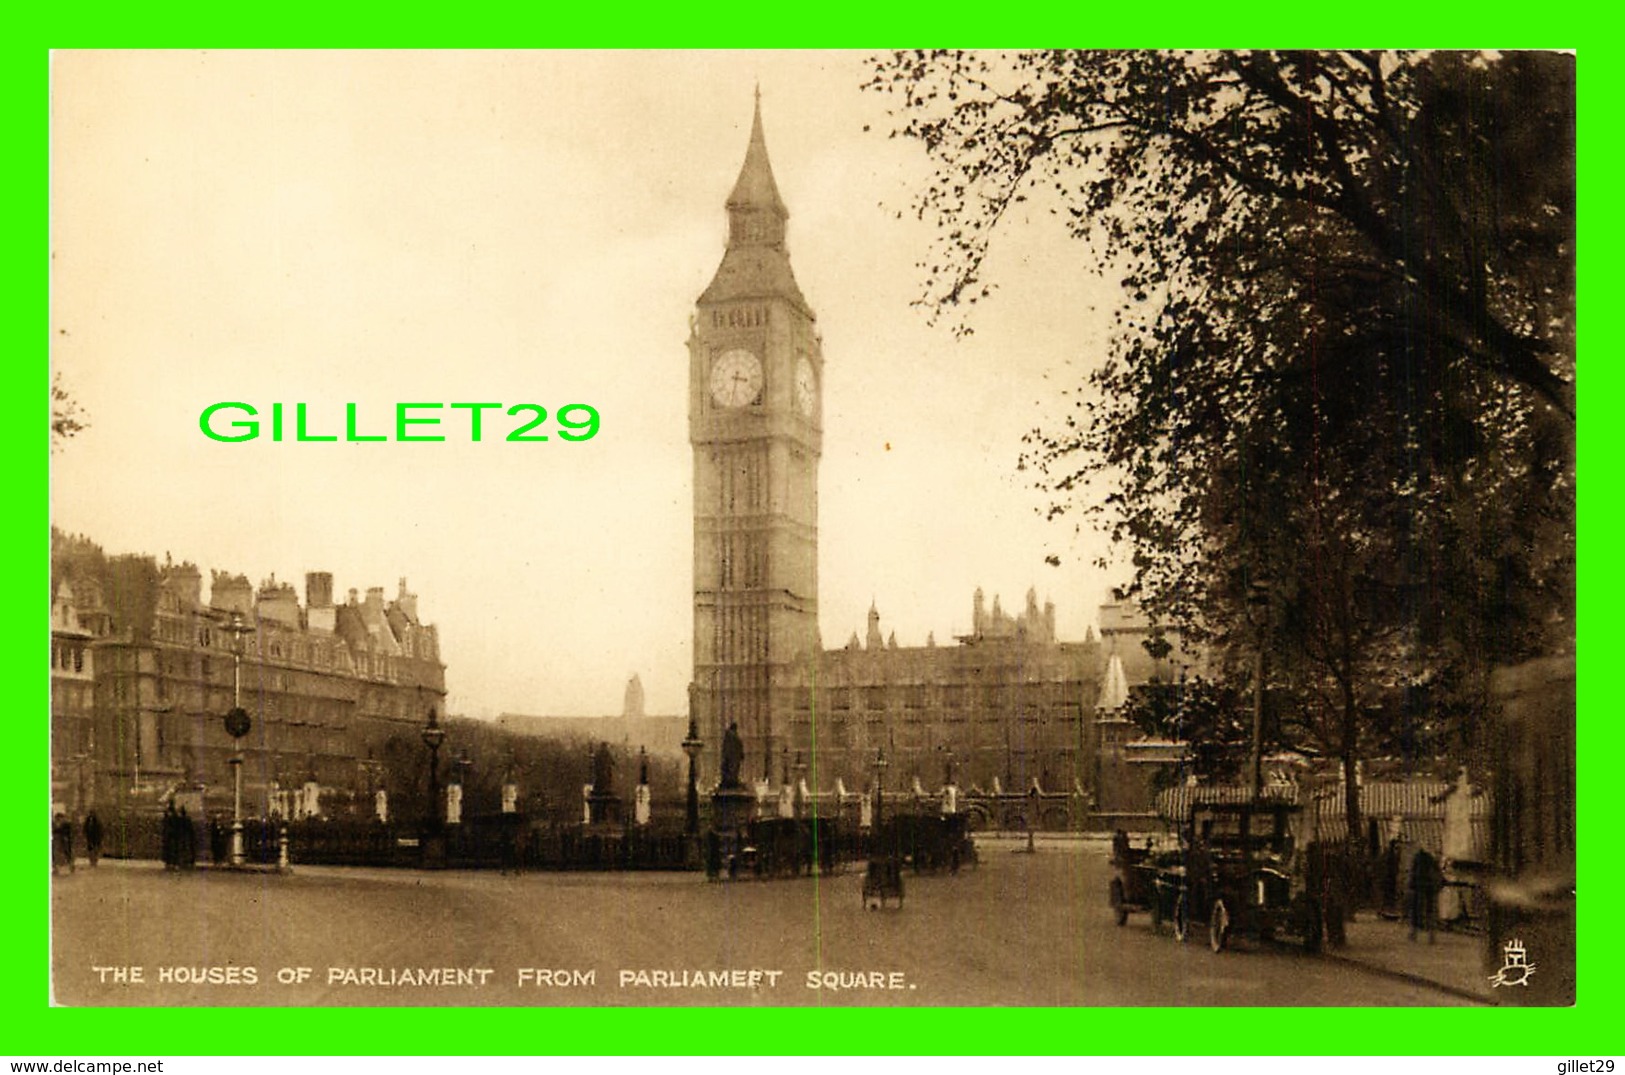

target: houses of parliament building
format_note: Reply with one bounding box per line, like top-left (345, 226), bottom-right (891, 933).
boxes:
top-left (688, 96), bottom-right (1172, 814)
top-left (49, 96), bottom-right (1172, 827)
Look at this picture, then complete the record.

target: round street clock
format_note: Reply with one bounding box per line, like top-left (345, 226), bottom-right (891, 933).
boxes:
top-left (710, 348), bottom-right (763, 408)
top-left (794, 356), bottom-right (817, 417)
top-left (224, 706), bottom-right (252, 740)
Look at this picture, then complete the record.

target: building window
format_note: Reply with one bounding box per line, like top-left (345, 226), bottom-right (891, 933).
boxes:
top-left (904, 685), bottom-right (926, 709)
top-left (865, 686), bottom-right (887, 711)
top-left (829, 688), bottom-right (850, 711)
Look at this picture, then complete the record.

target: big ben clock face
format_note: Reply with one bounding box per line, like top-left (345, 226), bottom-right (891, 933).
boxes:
top-left (794, 356), bottom-right (817, 417)
top-left (710, 348), bottom-right (763, 408)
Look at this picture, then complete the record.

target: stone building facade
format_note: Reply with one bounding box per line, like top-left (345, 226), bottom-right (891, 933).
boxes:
top-left (50, 577), bottom-right (102, 816)
top-left (684, 101), bottom-right (1182, 819)
top-left (782, 592), bottom-right (1101, 795)
top-left (49, 532), bottom-right (446, 818)
top-left (687, 95), bottom-right (824, 785)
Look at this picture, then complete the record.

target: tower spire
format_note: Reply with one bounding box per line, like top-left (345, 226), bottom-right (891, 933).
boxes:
top-left (726, 89), bottom-right (789, 223)
top-left (699, 91), bottom-right (809, 314)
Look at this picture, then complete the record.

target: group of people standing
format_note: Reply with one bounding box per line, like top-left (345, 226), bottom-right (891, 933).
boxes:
top-left (161, 801), bottom-right (198, 869)
top-left (50, 809), bottom-right (103, 875)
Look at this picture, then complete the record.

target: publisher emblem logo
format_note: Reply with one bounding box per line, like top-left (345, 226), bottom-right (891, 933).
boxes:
top-left (1489, 938), bottom-right (1536, 988)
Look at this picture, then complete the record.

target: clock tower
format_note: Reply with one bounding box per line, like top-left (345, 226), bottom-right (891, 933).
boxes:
top-left (689, 95), bottom-right (823, 783)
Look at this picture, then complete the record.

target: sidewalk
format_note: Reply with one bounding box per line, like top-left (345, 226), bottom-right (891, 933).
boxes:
top-left (1322, 911), bottom-right (1495, 1004)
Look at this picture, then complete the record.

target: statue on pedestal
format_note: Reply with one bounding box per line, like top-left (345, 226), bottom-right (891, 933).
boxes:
top-left (587, 741), bottom-right (622, 826)
top-left (711, 721), bottom-right (756, 831)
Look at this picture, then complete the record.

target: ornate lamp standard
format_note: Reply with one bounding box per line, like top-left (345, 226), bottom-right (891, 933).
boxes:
top-left (421, 707), bottom-right (446, 833)
top-left (681, 716), bottom-right (703, 836)
top-left (222, 612), bottom-right (254, 867)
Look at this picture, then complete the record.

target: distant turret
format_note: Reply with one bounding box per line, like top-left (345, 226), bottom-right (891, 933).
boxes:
top-left (396, 577), bottom-right (419, 623)
top-left (256, 576), bottom-right (300, 628)
top-left (210, 571), bottom-right (253, 616)
top-left (306, 572), bottom-right (336, 633)
top-left (162, 562), bottom-right (202, 609)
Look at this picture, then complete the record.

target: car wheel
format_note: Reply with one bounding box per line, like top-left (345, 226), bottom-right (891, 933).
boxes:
top-left (1172, 893), bottom-right (1190, 943)
top-left (1209, 898), bottom-right (1230, 953)
top-left (1110, 879), bottom-right (1128, 926)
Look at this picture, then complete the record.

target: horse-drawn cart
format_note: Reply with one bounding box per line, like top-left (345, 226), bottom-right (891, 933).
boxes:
top-left (862, 857), bottom-right (904, 909)
top-left (1108, 834), bottom-right (1167, 927)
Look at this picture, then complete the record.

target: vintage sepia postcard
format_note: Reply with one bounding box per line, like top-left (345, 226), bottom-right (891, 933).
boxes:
top-left (47, 49), bottom-right (1576, 1015)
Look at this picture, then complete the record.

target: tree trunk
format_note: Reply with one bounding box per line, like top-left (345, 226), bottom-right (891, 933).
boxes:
top-left (1340, 679), bottom-right (1364, 907)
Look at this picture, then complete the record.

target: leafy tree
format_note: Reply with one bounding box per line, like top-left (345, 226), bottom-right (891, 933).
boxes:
top-left (1121, 675), bottom-right (1253, 787)
top-left (867, 51), bottom-right (1575, 840)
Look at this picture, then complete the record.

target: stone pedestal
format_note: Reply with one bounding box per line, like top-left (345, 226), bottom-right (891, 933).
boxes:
top-left (711, 786), bottom-right (757, 833)
top-left (587, 791), bottom-right (622, 826)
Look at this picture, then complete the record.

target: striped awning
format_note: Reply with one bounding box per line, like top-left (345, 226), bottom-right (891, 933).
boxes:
top-left (1155, 783), bottom-right (1300, 820)
top-left (1311, 782), bottom-right (1488, 818)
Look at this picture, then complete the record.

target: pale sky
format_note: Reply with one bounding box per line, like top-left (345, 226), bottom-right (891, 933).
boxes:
top-left (49, 50), bottom-right (1125, 719)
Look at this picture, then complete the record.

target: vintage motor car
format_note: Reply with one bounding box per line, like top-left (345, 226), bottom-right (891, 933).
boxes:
top-left (1151, 800), bottom-right (1325, 953)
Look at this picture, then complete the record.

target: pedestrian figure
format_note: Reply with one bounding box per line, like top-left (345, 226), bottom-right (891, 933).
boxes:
top-left (704, 829), bottom-right (721, 880)
top-left (161, 802), bottom-right (178, 870)
top-left (1380, 837), bottom-right (1402, 916)
top-left (52, 813), bottom-right (74, 874)
top-left (83, 810), bottom-right (103, 868)
top-left (1408, 846), bottom-right (1443, 944)
top-left (210, 815), bottom-right (227, 865)
top-left (178, 807), bottom-right (196, 869)
top-left (498, 814), bottom-right (522, 876)
top-left (1111, 828), bottom-right (1131, 864)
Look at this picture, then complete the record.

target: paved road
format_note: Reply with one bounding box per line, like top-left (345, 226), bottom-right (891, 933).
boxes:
top-left (51, 838), bottom-right (1471, 1007)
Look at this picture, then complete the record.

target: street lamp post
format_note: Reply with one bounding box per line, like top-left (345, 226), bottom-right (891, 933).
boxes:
top-left (681, 715), bottom-right (703, 836)
top-left (222, 612), bottom-right (254, 867)
top-left (421, 707), bottom-right (446, 833)
top-left (873, 747), bottom-right (889, 834)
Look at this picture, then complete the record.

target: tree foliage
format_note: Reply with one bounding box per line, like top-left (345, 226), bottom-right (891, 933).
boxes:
top-left (51, 371), bottom-right (87, 449)
top-left (1121, 675), bottom-right (1253, 786)
top-left (867, 51), bottom-right (1575, 829)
